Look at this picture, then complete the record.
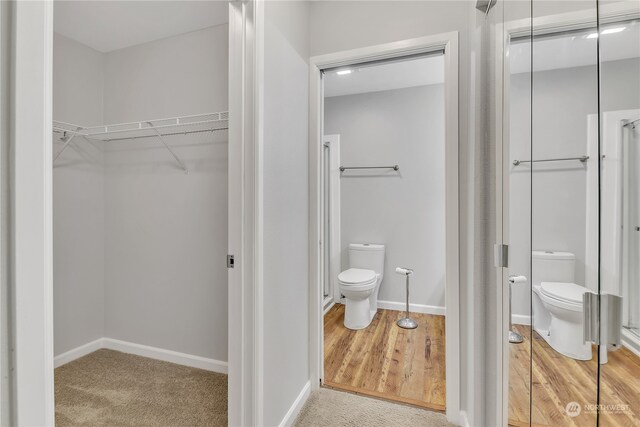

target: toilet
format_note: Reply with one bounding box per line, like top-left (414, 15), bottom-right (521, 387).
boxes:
top-left (532, 250), bottom-right (593, 360)
top-left (338, 243), bottom-right (385, 330)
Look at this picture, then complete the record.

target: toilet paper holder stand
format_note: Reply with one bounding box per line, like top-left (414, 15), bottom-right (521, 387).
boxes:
top-left (508, 275), bottom-right (527, 343)
top-left (396, 267), bottom-right (418, 329)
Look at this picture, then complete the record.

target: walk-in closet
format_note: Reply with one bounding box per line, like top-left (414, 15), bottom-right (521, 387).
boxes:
top-left (51, 2), bottom-right (229, 424)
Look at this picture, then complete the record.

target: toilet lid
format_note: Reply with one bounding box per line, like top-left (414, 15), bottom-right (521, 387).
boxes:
top-left (540, 282), bottom-right (586, 304)
top-left (338, 268), bottom-right (376, 285)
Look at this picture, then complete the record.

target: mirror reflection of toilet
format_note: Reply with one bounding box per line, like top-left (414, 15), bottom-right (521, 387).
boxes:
top-left (532, 250), bottom-right (593, 360)
top-left (337, 243), bottom-right (385, 330)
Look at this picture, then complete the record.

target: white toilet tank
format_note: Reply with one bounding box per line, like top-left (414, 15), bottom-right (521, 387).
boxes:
top-left (532, 250), bottom-right (576, 287)
top-left (348, 243), bottom-right (385, 277)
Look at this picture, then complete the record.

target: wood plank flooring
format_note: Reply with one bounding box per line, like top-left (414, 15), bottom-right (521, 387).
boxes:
top-left (323, 304), bottom-right (446, 412)
top-left (508, 324), bottom-right (640, 427)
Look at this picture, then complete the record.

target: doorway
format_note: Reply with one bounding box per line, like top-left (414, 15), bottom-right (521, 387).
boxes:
top-left (51, 2), bottom-right (230, 424)
top-left (6, 0), bottom-right (260, 424)
top-left (309, 32), bottom-right (460, 423)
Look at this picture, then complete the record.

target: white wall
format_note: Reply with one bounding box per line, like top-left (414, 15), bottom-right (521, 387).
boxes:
top-left (324, 85), bottom-right (446, 310)
top-left (103, 25), bottom-right (228, 122)
top-left (53, 33), bottom-right (106, 355)
top-left (53, 25), bottom-right (229, 362)
top-left (262, 1), bottom-right (310, 425)
top-left (310, 1), bottom-right (468, 57)
top-left (102, 25), bottom-right (229, 361)
top-left (53, 34), bottom-right (104, 126)
top-left (509, 58), bottom-right (640, 319)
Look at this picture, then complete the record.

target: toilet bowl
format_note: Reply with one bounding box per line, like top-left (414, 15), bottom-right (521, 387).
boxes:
top-left (338, 269), bottom-right (380, 329)
top-left (535, 282), bottom-right (592, 360)
top-left (531, 250), bottom-right (593, 361)
top-left (338, 243), bottom-right (385, 330)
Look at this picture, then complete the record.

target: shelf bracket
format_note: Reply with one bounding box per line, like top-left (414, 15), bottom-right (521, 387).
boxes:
top-left (54, 128), bottom-right (81, 163)
top-left (146, 121), bottom-right (188, 174)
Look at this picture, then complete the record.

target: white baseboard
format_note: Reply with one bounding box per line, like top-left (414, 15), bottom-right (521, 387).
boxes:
top-left (512, 314), bottom-right (531, 326)
top-left (459, 410), bottom-right (470, 427)
top-left (102, 338), bottom-right (228, 374)
top-left (279, 380), bottom-right (311, 427)
top-left (377, 300), bottom-right (445, 316)
top-left (622, 328), bottom-right (640, 358)
top-left (54, 338), bottom-right (104, 368)
top-left (323, 300), bottom-right (336, 315)
top-left (54, 337), bottom-right (228, 374)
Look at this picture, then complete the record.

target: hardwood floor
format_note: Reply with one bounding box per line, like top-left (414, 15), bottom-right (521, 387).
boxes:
top-left (508, 324), bottom-right (640, 427)
top-left (323, 304), bottom-right (446, 412)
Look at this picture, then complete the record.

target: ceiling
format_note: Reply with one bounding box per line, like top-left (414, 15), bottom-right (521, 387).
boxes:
top-left (54, 1), bottom-right (228, 53)
top-left (510, 21), bottom-right (640, 74)
top-left (324, 55), bottom-right (445, 98)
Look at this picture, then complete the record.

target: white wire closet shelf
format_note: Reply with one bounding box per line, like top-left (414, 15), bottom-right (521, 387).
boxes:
top-left (53, 112), bottom-right (228, 142)
top-left (52, 112), bottom-right (229, 173)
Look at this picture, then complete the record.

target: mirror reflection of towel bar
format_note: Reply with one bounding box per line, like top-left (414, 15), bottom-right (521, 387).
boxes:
top-left (339, 165), bottom-right (400, 172)
top-left (512, 155), bottom-right (588, 166)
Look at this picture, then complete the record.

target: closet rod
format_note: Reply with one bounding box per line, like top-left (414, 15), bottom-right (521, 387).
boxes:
top-left (97, 127), bottom-right (228, 142)
top-left (53, 126), bottom-right (228, 142)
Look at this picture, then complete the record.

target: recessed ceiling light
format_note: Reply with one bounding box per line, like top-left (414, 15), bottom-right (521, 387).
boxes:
top-left (601, 27), bottom-right (626, 35)
top-left (336, 69), bottom-right (353, 75)
top-left (587, 32), bottom-right (598, 39)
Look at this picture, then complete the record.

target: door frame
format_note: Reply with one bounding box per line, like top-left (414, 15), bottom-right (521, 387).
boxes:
top-left (229, 0), bottom-right (261, 426)
top-left (308, 31), bottom-right (461, 424)
top-left (495, 2), bottom-right (640, 426)
top-left (8, 1), bottom-right (255, 424)
top-left (0, 1), bottom-right (11, 423)
top-left (8, 1), bottom-right (55, 424)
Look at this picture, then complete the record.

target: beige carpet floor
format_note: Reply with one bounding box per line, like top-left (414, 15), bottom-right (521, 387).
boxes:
top-left (55, 349), bottom-right (227, 426)
top-left (294, 388), bottom-right (455, 427)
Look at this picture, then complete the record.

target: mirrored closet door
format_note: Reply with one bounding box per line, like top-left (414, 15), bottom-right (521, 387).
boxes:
top-left (597, 1), bottom-right (640, 425)
top-left (501, 0), bottom-right (640, 425)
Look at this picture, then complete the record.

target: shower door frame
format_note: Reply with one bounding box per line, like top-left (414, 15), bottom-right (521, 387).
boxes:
top-left (321, 134), bottom-right (341, 311)
top-left (309, 31), bottom-right (461, 424)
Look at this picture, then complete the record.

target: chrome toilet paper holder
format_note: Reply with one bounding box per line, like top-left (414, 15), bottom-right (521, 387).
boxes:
top-left (508, 275), bottom-right (527, 343)
top-left (396, 267), bottom-right (418, 329)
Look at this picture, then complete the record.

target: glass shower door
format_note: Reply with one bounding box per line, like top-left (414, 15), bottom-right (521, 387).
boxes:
top-left (323, 142), bottom-right (331, 300)
top-left (621, 113), bottom-right (640, 338)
